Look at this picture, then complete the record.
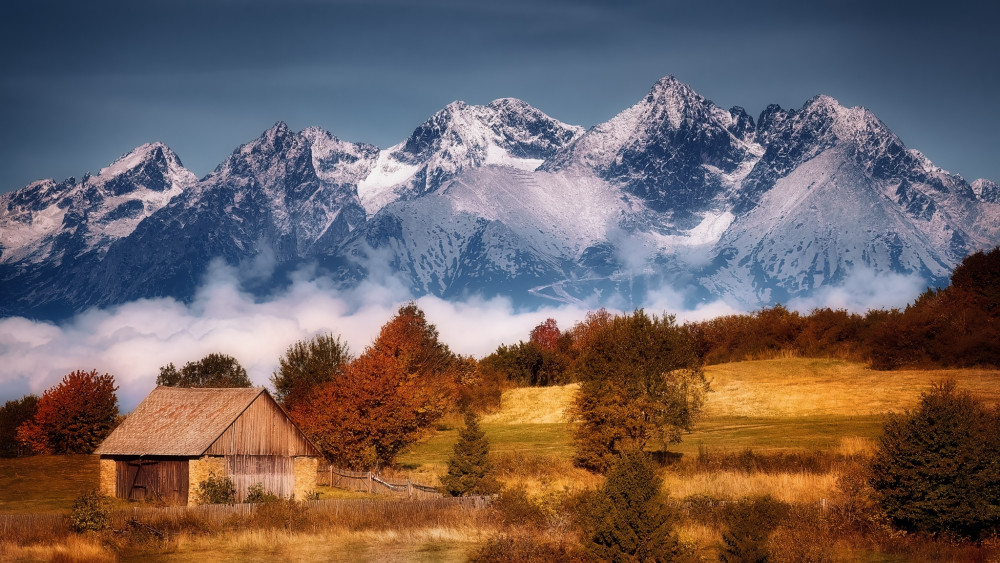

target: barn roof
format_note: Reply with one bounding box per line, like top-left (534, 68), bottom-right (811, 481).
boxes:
top-left (95, 386), bottom-right (291, 457)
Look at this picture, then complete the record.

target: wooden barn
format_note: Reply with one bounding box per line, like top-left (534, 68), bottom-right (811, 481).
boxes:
top-left (94, 386), bottom-right (321, 505)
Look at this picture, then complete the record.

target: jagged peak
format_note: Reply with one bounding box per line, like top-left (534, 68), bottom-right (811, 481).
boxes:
top-left (971, 178), bottom-right (1000, 202)
top-left (645, 75), bottom-right (704, 107)
top-left (97, 141), bottom-right (186, 181)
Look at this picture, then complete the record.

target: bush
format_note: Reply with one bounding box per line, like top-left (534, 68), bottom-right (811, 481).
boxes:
top-left (869, 381), bottom-right (1000, 538)
top-left (71, 489), bottom-right (112, 533)
top-left (196, 472), bottom-right (236, 504)
top-left (468, 533), bottom-right (584, 563)
top-left (246, 482), bottom-right (281, 504)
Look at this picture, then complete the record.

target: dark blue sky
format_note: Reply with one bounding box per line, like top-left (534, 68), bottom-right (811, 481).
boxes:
top-left (2, 0), bottom-right (997, 193)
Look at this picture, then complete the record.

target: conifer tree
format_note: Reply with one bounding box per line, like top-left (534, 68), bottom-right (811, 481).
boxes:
top-left (441, 410), bottom-right (499, 496)
top-left (869, 381), bottom-right (1000, 538)
top-left (583, 451), bottom-right (684, 561)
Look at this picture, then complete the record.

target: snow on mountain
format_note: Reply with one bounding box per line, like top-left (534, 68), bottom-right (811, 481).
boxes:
top-left (1, 76), bottom-right (997, 319)
top-left (357, 98), bottom-right (583, 215)
top-left (544, 76), bottom-right (762, 229)
top-left (972, 178), bottom-right (999, 203)
top-left (0, 142), bottom-right (195, 266)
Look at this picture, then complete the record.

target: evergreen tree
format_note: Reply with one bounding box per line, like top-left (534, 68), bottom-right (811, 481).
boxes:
top-left (441, 410), bottom-right (499, 496)
top-left (583, 451), bottom-right (684, 561)
top-left (718, 495), bottom-right (789, 563)
top-left (869, 381), bottom-right (1000, 538)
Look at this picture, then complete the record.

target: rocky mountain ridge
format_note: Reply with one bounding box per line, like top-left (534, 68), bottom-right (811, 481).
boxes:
top-left (2, 76), bottom-right (997, 319)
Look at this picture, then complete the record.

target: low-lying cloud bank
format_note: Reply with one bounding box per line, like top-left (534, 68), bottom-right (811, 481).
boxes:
top-left (0, 261), bottom-right (925, 411)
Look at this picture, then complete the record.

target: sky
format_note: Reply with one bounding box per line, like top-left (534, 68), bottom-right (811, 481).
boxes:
top-left (1, 0), bottom-right (998, 194)
top-left (0, 0), bottom-right (997, 408)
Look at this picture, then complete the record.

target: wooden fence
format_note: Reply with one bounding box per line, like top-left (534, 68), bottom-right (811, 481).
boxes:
top-left (317, 465), bottom-right (443, 499)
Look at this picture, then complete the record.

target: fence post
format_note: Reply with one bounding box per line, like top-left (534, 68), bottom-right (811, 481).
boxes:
top-left (407, 478), bottom-right (412, 498)
top-left (367, 471), bottom-right (372, 494)
top-left (329, 465), bottom-right (333, 488)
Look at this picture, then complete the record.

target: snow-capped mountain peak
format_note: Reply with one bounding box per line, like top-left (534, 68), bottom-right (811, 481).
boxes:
top-left (356, 97), bottom-right (583, 215)
top-left (0, 140), bottom-right (196, 266)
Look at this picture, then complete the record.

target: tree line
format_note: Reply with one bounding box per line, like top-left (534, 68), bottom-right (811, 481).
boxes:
top-left (683, 247), bottom-right (1000, 369)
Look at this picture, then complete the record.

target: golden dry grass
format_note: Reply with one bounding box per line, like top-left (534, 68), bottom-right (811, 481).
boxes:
top-left (663, 470), bottom-right (841, 504)
top-left (0, 535), bottom-right (114, 562)
top-left (142, 526), bottom-right (489, 562)
top-left (702, 357), bottom-right (1000, 418)
top-left (481, 384), bottom-right (579, 424)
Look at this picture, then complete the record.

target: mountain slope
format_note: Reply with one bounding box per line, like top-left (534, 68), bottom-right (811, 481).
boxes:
top-left (0, 77), bottom-right (996, 319)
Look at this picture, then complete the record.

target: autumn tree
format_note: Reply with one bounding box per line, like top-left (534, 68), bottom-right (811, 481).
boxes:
top-left (0, 395), bottom-right (39, 457)
top-left (529, 318), bottom-right (562, 351)
top-left (572, 310), bottom-right (707, 472)
top-left (291, 304), bottom-right (460, 469)
top-left (480, 318), bottom-right (574, 387)
top-left (157, 353), bottom-right (251, 388)
top-left (441, 410), bottom-right (500, 496)
top-left (16, 370), bottom-right (119, 455)
top-left (271, 333), bottom-right (352, 410)
top-left (869, 381), bottom-right (1000, 538)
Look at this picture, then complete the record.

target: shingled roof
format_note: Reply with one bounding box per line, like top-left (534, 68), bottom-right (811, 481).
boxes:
top-left (95, 386), bottom-right (271, 456)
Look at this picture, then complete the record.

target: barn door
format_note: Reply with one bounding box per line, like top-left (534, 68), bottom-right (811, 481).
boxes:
top-left (115, 458), bottom-right (188, 504)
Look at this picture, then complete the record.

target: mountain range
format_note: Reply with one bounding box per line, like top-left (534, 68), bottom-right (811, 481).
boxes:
top-left (2, 76), bottom-right (998, 320)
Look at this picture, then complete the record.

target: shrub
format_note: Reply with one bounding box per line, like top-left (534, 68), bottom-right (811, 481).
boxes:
top-left (245, 482), bottom-right (281, 504)
top-left (196, 472), bottom-right (236, 504)
top-left (869, 381), bottom-right (1000, 538)
top-left (468, 533), bottom-right (585, 563)
top-left (71, 489), bottom-right (112, 533)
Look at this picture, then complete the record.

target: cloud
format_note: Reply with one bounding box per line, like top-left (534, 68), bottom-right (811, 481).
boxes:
top-left (786, 266), bottom-right (927, 313)
top-left (0, 256), bottom-right (927, 413)
top-left (0, 260), bottom-right (596, 411)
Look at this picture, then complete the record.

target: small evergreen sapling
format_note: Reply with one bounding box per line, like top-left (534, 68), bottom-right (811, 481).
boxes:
top-left (583, 452), bottom-right (685, 561)
top-left (441, 410), bottom-right (500, 496)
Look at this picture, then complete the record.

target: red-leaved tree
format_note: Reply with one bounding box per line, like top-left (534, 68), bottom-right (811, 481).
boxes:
top-left (291, 304), bottom-right (460, 469)
top-left (16, 370), bottom-right (119, 455)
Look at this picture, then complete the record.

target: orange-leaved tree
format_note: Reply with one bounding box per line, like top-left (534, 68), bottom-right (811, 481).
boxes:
top-left (291, 304), bottom-right (460, 469)
top-left (16, 369), bottom-right (119, 455)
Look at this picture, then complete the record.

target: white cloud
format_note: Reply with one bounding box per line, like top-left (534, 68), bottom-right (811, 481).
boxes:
top-left (0, 261), bottom-right (595, 411)
top-left (1, 257), bottom-right (923, 413)
top-left (787, 266), bottom-right (927, 313)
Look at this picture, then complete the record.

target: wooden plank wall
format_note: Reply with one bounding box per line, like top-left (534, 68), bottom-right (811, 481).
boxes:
top-left (205, 394), bottom-right (316, 457)
top-left (115, 458), bottom-right (188, 504)
top-left (226, 455), bottom-right (294, 500)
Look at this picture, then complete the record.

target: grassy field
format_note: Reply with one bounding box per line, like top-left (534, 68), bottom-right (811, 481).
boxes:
top-left (401, 357), bottom-right (1000, 474)
top-left (0, 454), bottom-right (99, 514)
top-left (5, 357), bottom-right (1000, 561)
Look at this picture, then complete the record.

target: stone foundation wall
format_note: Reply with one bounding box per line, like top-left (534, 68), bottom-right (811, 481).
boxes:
top-left (187, 456), bottom-right (226, 505)
top-left (293, 456), bottom-right (319, 500)
top-left (98, 457), bottom-right (116, 498)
